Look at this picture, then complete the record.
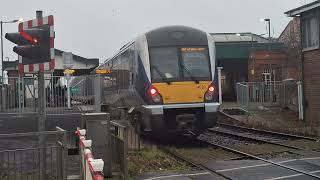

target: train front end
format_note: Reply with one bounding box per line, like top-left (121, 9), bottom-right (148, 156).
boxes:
top-left (137, 26), bottom-right (220, 136)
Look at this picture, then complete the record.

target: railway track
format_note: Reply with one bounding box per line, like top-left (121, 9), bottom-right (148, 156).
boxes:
top-left (160, 146), bottom-right (231, 180)
top-left (197, 132), bottom-right (320, 179)
top-left (208, 123), bottom-right (320, 151)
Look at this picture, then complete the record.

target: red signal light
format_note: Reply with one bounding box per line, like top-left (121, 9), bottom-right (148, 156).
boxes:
top-left (19, 31), bottom-right (34, 43)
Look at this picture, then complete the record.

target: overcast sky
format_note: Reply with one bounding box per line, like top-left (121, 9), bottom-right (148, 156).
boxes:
top-left (0, 0), bottom-right (313, 63)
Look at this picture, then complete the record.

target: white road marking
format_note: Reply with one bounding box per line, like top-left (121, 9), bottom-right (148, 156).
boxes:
top-left (265, 170), bottom-right (320, 180)
top-left (216, 156), bottom-right (320, 172)
top-left (142, 172), bottom-right (211, 180)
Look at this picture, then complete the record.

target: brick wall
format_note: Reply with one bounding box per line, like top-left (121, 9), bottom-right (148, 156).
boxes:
top-left (278, 17), bottom-right (301, 80)
top-left (303, 49), bottom-right (320, 128)
top-left (248, 51), bottom-right (287, 82)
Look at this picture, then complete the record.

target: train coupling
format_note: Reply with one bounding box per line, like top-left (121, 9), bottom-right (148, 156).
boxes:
top-left (176, 114), bottom-right (196, 130)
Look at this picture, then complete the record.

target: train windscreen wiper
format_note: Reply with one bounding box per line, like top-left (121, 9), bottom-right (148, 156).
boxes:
top-left (151, 65), bottom-right (171, 85)
top-left (181, 64), bottom-right (199, 84)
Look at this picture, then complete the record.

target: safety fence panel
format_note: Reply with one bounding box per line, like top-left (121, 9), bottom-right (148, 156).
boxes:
top-left (0, 75), bottom-right (101, 115)
top-left (0, 77), bottom-right (38, 114)
top-left (0, 128), bottom-right (68, 180)
top-left (236, 81), bottom-right (299, 111)
top-left (45, 75), bottom-right (99, 115)
top-left (110, 121), bottom-right (140, 180)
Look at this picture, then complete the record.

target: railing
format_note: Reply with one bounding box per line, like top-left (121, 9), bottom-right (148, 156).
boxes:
top-left (110, 121), bottom-right (140, 180)
top-left (236, 81), bottom-right (299, 111)
top-left (0, 128), bottom-right (68, 180)
top-left (76, 129), bottom-right (104, 180)
top-left (236, 82), bottom-right (249, 108)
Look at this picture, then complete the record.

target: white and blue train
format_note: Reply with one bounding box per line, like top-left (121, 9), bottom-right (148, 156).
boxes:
top-left (98, 25), bottom-right (220, 137)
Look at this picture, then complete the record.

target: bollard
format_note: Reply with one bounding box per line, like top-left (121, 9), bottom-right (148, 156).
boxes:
top-left (83, 113), bottom-right (112, 177)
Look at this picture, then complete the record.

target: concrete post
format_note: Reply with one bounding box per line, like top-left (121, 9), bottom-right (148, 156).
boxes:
top-left (218, 67), bottom-right (223, 104)
top-left (36, 10), bottom-right (46, 180)
top-left (83, 112), bottom-right (112, 177)
top-left (297, 81), bottom-right (304, 120)
top-left (94, 75), bottom-right (101, 112)
top-left (66, 74), bottom-right (71, 109)
top-left (38, 71), bottom-right (46, 179)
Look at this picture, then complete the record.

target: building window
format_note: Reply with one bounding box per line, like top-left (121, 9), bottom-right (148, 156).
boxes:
top-left (302, 13), bottom-right (319, 49)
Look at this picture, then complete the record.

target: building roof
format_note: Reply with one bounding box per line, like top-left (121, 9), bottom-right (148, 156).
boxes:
top-left (3, 49), bottom-right (99, 71)
top-left (210, 33), bottom-right (271, 43)
top-left (285, 0), bottom-right (320, 17)
top-left (55, 49), bottom-right (99, 65)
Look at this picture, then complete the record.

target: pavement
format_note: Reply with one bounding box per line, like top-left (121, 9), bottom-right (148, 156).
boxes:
top-left (136, 171), bottom-right (220, 180)
top-left (137, 155), bottom-right (320, 180)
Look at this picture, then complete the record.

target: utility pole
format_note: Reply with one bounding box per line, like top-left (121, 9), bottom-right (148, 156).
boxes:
top-left (268, 19), bottom-right (272, 104)
top-left (261, 18), bottom-right (272, 103)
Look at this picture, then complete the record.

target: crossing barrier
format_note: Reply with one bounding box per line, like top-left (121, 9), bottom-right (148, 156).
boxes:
top-left (76, 128), bottom-right (104, 180)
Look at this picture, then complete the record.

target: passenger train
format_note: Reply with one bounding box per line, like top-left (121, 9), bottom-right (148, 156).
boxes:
top-left (98, 25), bottom-right (220, 137)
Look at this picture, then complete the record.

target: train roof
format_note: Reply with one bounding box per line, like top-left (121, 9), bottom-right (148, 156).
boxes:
top-left (146, 25), bottom-right (208, 47)
top-left (100, 25), bottom-right (210, 68)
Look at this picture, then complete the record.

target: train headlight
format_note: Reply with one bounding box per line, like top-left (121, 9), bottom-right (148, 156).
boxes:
top-left (149, 86), bottom-right (163, 104)
top-left (204, 84), bottom-right (216, 101)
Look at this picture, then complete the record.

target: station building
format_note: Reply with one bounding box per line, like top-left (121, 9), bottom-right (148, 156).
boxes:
top-left (211, 33), bottom-right (295, 101)
top-left (285, 1), bottom-right (320, 128)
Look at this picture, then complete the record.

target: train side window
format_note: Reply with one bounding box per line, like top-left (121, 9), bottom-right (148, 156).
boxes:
top-left (129, 45), bottom-right (135, 85)
top-left (122, 49), bottom-right (131, 89)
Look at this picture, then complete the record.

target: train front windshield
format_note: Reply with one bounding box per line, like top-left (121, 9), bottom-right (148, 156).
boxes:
top-left (150, 47), bottom-right (211, 83)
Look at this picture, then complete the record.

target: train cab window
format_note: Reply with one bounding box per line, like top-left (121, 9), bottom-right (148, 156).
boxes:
top-left (150, 48), bottom-right (180, 82)
top-left (180, 47), bottom-right (211, 81)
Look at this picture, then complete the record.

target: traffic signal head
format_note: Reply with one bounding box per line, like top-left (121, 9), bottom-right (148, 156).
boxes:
top-left (5, 25), bottom-right (50, 64)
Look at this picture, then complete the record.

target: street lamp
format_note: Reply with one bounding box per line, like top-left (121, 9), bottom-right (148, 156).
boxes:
top-left (1, 18), bottom-right (23, 80)
top-left (261, 18), bottom-right (273, 103)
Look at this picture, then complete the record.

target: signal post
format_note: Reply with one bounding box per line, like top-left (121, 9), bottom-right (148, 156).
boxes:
top-left (5, 11), bottom-right (54, 179)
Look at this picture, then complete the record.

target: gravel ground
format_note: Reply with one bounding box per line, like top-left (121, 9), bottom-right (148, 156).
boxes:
top-left (198, 132), bottom-right (297, 159)
top-left (258, 151), bottom-right (304, 160)
top-left (199, 132), bottom-right (259, 147)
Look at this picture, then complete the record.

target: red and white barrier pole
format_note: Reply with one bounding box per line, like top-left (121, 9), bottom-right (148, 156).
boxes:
top-left (76, 128), bottom-right (104, 180)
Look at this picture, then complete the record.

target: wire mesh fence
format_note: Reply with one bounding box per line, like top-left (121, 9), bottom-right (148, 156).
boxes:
top-left (236, 81), bottom-right (299, 111)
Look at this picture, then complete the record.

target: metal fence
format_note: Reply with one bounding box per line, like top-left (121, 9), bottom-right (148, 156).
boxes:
top-left (110, 121), bottom-right (140, 180)
top-left (0, 128), bottom-right (68, 180)
top-left (0, 75), bottom-right (101, 115)
top-left (236, 80), bottom-right (299, 111)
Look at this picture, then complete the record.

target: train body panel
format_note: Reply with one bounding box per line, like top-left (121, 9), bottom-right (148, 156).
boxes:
top-left (152, 81), bottom-right (212, 104)
top-left (98, 25), bottom-right (220, 137)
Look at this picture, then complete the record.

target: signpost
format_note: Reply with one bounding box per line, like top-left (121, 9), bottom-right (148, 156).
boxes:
top-left (63, 52), bottom-right (74, 109)
top-left (71, 86), bottom-right (80, 93)
top-left (63, 52), bottom-right (73, 69)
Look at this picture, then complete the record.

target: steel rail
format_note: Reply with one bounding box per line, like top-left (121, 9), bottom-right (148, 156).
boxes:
top-left (159, 146), bottom-right (231, 180)
top-left (199, 135), bottom-right (320, 179)
top-left (206, 128), bottom-right (304, 150)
